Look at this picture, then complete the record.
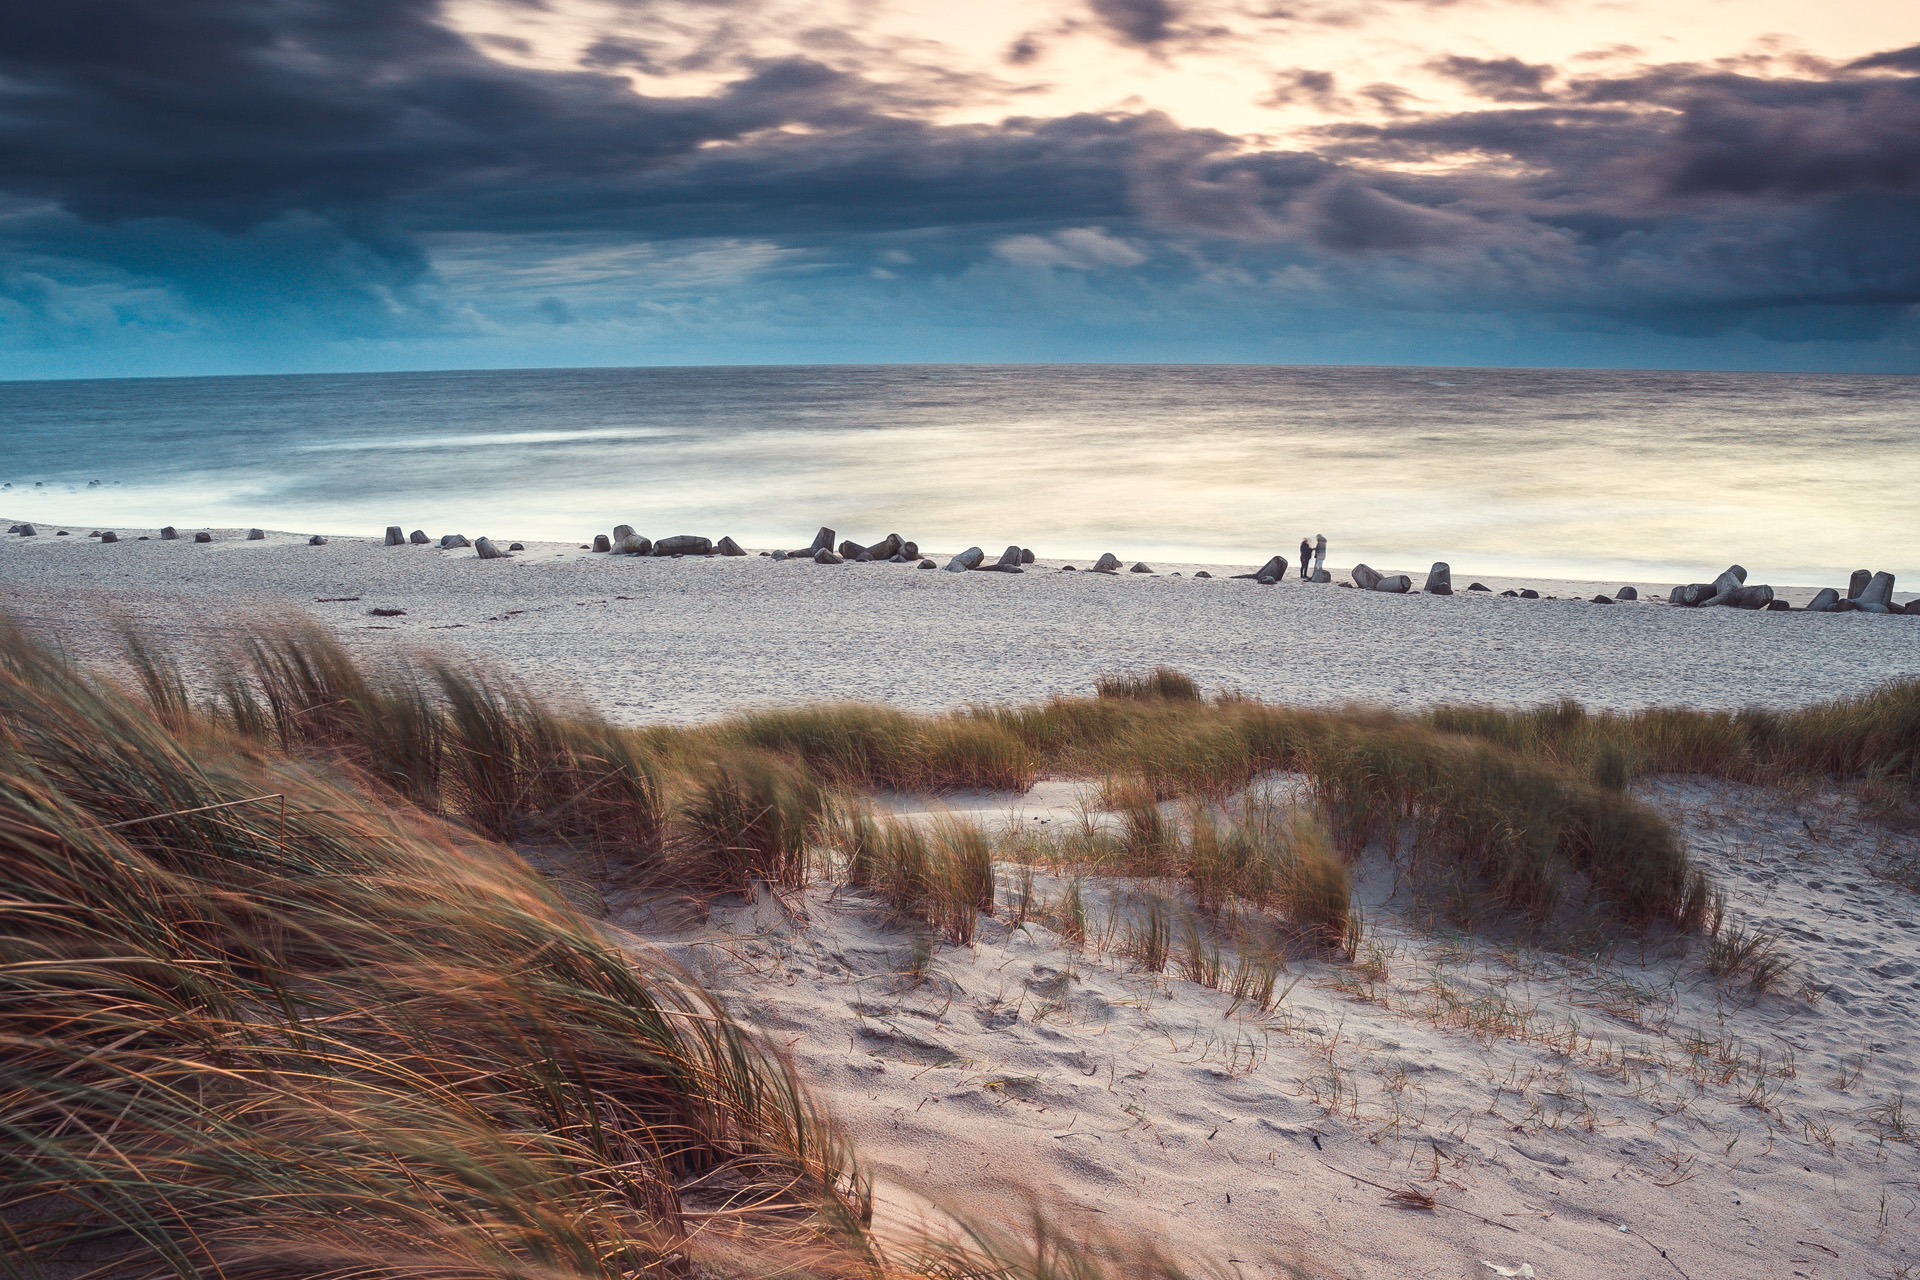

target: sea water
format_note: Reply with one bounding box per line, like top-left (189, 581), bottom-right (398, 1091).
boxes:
top-left (2, 364), bottom-right (1914, 586)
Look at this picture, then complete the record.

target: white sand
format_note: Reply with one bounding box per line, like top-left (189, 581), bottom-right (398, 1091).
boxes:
top-left (2, 525), bottom-right (1916, 720)
top-left (583, 778), bottom-right (1920, 1279)
top-left (6, 518), bottom-right (1919, 1276)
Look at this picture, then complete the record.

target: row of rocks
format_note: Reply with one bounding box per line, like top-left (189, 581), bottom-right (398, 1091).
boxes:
top-left (379, 526), bottom-right (525, 558)
top-left (590, 526), bottom-right (749, 558)
top-left (1806, 568), bottom-right (1907, 615)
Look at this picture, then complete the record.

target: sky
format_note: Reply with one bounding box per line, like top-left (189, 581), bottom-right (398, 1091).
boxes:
top-left (0, 0), bottom-right (1917, 378)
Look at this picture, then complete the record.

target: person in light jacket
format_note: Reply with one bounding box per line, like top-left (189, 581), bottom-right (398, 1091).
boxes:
top-left (1312, 534), bottom-right (1327, 579)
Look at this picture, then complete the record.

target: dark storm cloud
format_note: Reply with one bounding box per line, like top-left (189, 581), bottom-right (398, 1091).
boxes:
top-left (2, 0), bottom-right (1918, 352)
top-left (1088, 0), bottom-right (1181, 46)
top-left (1427, 54), bottom-right (1555, 101)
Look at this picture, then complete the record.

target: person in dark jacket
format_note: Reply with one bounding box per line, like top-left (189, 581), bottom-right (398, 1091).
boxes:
top-left (1298, 538), bottom-right (1312, 580)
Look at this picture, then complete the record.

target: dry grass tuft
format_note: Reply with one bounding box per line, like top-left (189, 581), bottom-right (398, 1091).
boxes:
top-left (0, 619), bottom-right (873, 1280)
top-left (1096, 667), bottom-right (1203, 703)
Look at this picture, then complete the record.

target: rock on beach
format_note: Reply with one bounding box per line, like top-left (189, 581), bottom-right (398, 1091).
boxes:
top-left (620, 534), bottom-right (652, 556)
top-left (410, 530), bottom-right (430, 545)
top-left (385, 526), bottom-right (405, 546)
top-left (592, 534), bottom-right (611, 552)
top-left (717, 536), bottom-right (746, 556)
top-left (1855, 571), bottom-right (1897, 613)
top-left (247, 529), bottom-right (265, 541)
top-left (654, 535), bottom-right (712, 557)
top-left (1351, 563), bottom-right (1382, 591)
top-left (946, 547), bottom-right (985, 573)
top-left (1424, 562), bottom-right (1452, 595)
top-left (1092, 553), bottom-right (1121, 574)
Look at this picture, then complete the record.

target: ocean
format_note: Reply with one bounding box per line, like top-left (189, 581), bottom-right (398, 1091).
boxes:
top-left (2, 364), bottom-right (1914, 586)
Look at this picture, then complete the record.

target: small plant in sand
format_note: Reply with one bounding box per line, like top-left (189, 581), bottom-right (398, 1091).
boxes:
top-left (1095, 666), bottom-right (1202, 702)
top-left (835, 808), bottom-right (996, 943)
top-left (677, 747), bottom-right (825, 893)
top-left (1127, 894), bottom-right (1173, 974)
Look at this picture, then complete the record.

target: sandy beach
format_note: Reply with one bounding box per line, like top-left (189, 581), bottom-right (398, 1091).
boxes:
top-left (5, 517), bottom-right (1919, 1279)
top-left (2, 522), bottom-right (1915, 722)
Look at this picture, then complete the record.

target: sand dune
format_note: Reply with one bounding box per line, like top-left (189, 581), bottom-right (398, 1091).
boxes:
top-left (564, 777), bottom-right (1920, 1279)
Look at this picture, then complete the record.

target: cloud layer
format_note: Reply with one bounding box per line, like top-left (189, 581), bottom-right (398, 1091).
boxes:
top-left (0, 0), bottom-right (1916, 373)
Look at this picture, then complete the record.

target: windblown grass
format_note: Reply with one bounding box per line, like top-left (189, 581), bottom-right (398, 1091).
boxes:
top-left (0, 621), bottom-right (871, 1280)
top-left (837, 808), bottom-right (996, 943)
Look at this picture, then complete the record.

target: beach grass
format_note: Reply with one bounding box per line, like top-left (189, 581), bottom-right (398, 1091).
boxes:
top-left (0, 620), bottom-right (873, 1280)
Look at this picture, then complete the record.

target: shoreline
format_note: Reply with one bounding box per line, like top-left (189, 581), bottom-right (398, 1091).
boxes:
top-left (4, 519), bottom-right (1916, 723)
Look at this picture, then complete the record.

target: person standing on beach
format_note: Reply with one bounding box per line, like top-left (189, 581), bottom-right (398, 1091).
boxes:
top-left (1312, 534), bottom-right (1327, 579)
top-left (1298, 538), bottom-right (1312, 580)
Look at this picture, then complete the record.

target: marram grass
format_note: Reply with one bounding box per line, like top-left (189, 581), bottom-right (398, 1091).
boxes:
top-left (0, 620), bottom-right (875, 1280)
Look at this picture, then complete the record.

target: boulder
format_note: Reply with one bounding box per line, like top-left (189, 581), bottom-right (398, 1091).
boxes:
top-left (654, 535), bottom-right (713, 557)
top-left (1848, 569), bottom-right (1872, 600)
top-left (613, 534), bottom-right (647, 555)
top-left (410, 530), bottom-right (430, 545)
top-left (55, 530), bottom-right (67, 536)
top-left (612, 524), bottom-right (636, 545)
top-left (508, 542), bottom-right (524, 551)
top-left (837, 540), bottom-right (861, 559)
top-left (855, 552), bottom-right (873, 563)
top-left (1310, 569), bottom-right (1331, 583)
top-left (1591, 595), bottom-right (1614, 604)
top-left (1195, 570), bottom-right (1212, 578)
top-left (1020, 548), bottom-right (1035, 565)
top-left (1616, 586), bottom-right (1638, 601)
top-left (385, 526), bottom-right (405, 546)
top-left (1374, 574), bottom-right (1411, 594)
top-left (1704, 584), bottom-right (1774, 609)
top-left (902, 541), bottom-right (919, 560)
top-left (810, 527), bottom-right (836, 552)
top-left (1130, 562), bottom-right (1153, 574)
top-left (1767, 600), bottom-right (1792, 612)
top-left (4, 524), bottom-right (17, 533)
top-left (1833, 598), bottom-right (1859, 613)
top-left (1710, 565), bottom-right (1748, 598)
top-left (1904, 599), bottom-right (1920, 615)
top-left (473, 537), bottom-right (504, 559)
top-left (100, 531), bottom-right (118, 543)
top-left (442, 534), bottom-right (471, 549)
top-left (1520, 589), bottom-right (1540, 600)
top-left (1857, 571), bottom-right (1896, 611)
top-left (814, 548), bottom-right (843, 564)
top-left (1252, 555), bottom-right (1288, 582)
top-left (1350, 563), bottom-right (1382, 591)
top-left (309, 535), bottom-right (328, 546)
top-left (194, 531), bottom-right (212, 543)
top-left (1668, 583), bottom-right (1716, 607)
top-left (592, 534), bottom-right (612, 552)
top-left (1093, 552), bottom-right (1121, 573)
top-left (247, 528), bottom-right (266, 541)
top-left (988, 545), bottom-right (1024, 572)
top-left (1061, 565), bottom-right (1076, 571)
top-left (15, 524), bottom-right (35, 537)
top-left (1424, 562), bottom-right (1452, 595)
top-left (161, 527), bottom-right (178, 540)
top-left (946, 546), bottom-right (985, 573)
top-left (716, 536), bottom-right (746, 556)
top-left (1804, 587), bottom-right (1841, 612)
top-left (865, 533), bottom-right (903, 560)
top-left (771, 549), bottom-right (788, 561)
top-left (1500, 590), bottom-right (1518, 597)
top-left (1467, 582), bottom-right (1490, 592)
top-left (918, 559), bottom-right (935, 569)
